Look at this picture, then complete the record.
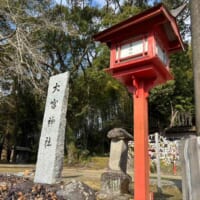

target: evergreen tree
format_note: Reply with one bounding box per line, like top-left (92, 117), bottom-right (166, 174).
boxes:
top-left (0, 0), bottom-right (194, 161)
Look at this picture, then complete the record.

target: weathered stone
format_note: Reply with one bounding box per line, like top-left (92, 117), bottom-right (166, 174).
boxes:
top-left (126, 141), bottom-right (134, 172)
top-left (100, 171), bottom-right (131, 195)
top-left (34, 72), bottom-right (70, 184)
top-left (107, 128), bottom-right (133, 140)
top-left (56, 180), bottom-right (96, 200)
top-left (180, 136), bottom-right (200, 200)
top-left (98, 128), bottom-right (132, 199)
top-left (108, 128), bottom-right (132, 173)
top-left (109, 140), bottom-right (128, 173)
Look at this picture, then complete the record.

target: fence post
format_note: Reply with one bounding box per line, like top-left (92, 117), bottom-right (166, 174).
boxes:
top-left (155, 132), bottom-right (162, 193)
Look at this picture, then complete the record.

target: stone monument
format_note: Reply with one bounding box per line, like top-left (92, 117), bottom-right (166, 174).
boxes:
top-left (180, 136), bottom-right (200, 200)
top-left (98, 128), bottom-right (133, 199)
top-left (107, 128), bottom-right (133, 173)
top-left (34, 72), bottom-right (70, 184)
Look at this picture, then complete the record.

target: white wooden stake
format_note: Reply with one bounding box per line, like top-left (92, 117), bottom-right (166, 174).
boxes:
top-left (155, 132), bottom-right (162, 192)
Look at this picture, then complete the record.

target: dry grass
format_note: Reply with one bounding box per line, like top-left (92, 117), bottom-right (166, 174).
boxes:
top-left (87, 156), bottom-right (109, 169)
top-left (0, 167), bottom-right (33, 174)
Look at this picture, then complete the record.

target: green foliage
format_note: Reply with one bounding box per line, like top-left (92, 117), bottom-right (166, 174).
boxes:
top-left (0, 0), bottom-right (194, 161)
top-left (66, 142), bottom-right (79, 165)
top-left (101, 5), bottom-right (142, 27)
top-left (67, 65), bottom-right (132, 153)
top-left (0, 79), bottom-right (44, 162)
top-left (149, 81), bottom-right (175, 129)
top-left (171, 46), bottom-right (193, 112)
top-left (149, 45), bottom-right (194, 129)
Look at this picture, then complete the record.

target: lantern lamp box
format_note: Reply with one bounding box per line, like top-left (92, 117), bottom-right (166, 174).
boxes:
top-left (94, 3), bottom-right (184, 92)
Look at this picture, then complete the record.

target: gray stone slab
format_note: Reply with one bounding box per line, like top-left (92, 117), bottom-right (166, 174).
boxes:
top-left (180, 136), bottom-right (200, 200)
top-left (109, 139), bottom-right (128, 173)
top-left (108, 128), bottom-right (132, 173)
top-left (34, 72), bottom-right (70, 184)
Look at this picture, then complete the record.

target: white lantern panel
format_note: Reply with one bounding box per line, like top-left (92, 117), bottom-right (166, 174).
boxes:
top-left (120, 40), bottom-right (146, 59)
top-left (156, 42), bottom-right (168, 65)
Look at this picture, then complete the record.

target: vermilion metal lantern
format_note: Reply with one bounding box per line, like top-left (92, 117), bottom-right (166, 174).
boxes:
top-left (94, 4), bottom-right (184, 200)
top-left (94, 3), bottom-right (184, 92)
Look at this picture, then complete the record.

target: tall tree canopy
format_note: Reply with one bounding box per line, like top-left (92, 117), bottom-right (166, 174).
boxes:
top-left (0, 0), bottom-right (193, 162)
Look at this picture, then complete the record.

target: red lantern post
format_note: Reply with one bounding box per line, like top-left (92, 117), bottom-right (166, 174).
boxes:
top-left (94, 4), bottom-right (184, 200)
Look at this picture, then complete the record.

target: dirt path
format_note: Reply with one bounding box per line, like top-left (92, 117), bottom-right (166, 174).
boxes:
top-left (0, 164), bottom-right (181, 188)
top-left (0, 164), bottom-right (106, 180)
top-left (0, 164), bottom-right (182, 199)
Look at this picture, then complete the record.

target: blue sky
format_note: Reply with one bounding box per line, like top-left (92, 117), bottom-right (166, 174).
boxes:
top-left (92, 0), bottom-right (105, 7)
top-left (55, 0), bottom-right (159, 7)
top-left (55, 0), bottom-right (66, 5)
top-left (55, 0), bottom-right (106, 7)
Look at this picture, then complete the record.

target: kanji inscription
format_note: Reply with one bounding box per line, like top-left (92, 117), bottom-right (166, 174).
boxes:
top-left (34, 72), bottom-right (70, 184)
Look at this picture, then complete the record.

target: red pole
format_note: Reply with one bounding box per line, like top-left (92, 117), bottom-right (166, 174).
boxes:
top-left (173, 160), bottom-right (177, 175)
top-left (133, 78), bottom-right (150, 200)
top-left (150, 192), bottom-right (154, 200)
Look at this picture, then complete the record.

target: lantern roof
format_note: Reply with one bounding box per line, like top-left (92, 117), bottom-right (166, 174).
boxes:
top-left (94, 4), bottom-right (184, 53)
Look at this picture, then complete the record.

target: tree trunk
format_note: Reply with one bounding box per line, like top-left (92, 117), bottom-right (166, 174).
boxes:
top-left (1, 135), bottom-right (9, 162)
top-left (191, 0), bottom-right (200, 135)
top-left (1, 121), bottom-right (12, 162)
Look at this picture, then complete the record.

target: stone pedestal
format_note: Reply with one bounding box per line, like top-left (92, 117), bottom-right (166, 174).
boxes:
top-left (101, 171), bottom-right (131, 194)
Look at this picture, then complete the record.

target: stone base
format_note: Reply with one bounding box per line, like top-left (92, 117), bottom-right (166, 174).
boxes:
top-left (100, 171), bottom-right (131, 195)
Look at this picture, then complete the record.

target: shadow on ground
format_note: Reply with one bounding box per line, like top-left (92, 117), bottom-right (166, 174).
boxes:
top-left (153, 192), bottom-right (174, 200)
top-left (62, 175), bottom-right (83, 179)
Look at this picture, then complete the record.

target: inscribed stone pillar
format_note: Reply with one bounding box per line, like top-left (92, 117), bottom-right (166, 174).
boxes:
top-left (34, 72), bottom-right (70, 184)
